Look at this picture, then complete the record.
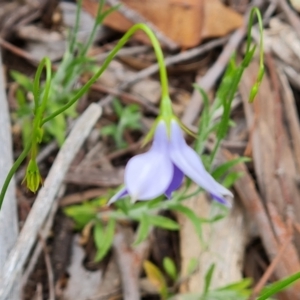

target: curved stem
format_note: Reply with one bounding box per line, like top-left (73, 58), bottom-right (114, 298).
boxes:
top-left (42, 23), bottom-right (171, 125)
top-left (0, 141), bottom-right (32, 209)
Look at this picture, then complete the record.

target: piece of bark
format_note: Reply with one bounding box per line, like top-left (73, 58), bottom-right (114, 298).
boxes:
top-left (277, 70), bottom-right (300, 173)
top-left (0, 103), bottom-right (102, 300)
top-left (223, 150), bottom-right (300, 299)
top-left (64, 166), bottom-right (124, 187)
top-left (265, 19), bottom-right (300, 71)
top-left (239, 60), bottom-right (300, 217)
top-left (113, 226), bottom-right (150, 300)
top-left (0, 49), bottom-right (20, 299)
top-left (178, 188), bottom-right (247, 293)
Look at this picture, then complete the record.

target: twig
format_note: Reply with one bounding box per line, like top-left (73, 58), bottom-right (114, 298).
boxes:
top-left (0, 103), bottom-right (102, 300)
top-left (105, 0), bottom-right (178, 50)
top-left (38, 234), bottom-right (55, 300)
top-left (278, 0), bottom-right (300, 35)
top-left (106, 140), bottom-right (141, 161)
top-left (82, 80), bottom-right (159, 115)
top-left (113, 226), bottom-right (150, 300)
top-left (33, 283), bottom-right (43, 300)
top-left (122, 37), bottom-right (228, 89)
top-left (250, 235), bottom-right (292, 299)
top-left (95, 45), bottom-right (149, 61)
top-left (0, 37), bottom-right (38, 65)
top-left (59, 188), bottom-right (107, 207)
top-left (0, 49), bottom-right (21, 299)
top-left (22, 185), bottom-right (66, 286)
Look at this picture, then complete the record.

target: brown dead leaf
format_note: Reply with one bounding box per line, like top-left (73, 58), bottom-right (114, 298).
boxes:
top-left (201, 0), bottom-right (243, 39)
top-left (83, 0), bottom-right (242, 48)
top-left (63, 236), bottom-right (102, 300)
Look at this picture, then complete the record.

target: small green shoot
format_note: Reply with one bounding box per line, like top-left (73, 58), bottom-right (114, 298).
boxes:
top-left (101, 98), bottom-right (142, 148)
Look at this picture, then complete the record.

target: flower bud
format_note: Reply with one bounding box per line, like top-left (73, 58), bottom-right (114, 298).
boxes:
top-left (23, 159), bottom-right (42, 193)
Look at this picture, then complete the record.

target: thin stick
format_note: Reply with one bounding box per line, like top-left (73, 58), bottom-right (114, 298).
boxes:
top-left (22, 186), bottom-right (66, 286)
top-left (38, 234), bottom-right (55, 300)
top-left (0, 37), bottom-right (38, 64)
top-left (0, 103), bottom-right (102, 300)
top-left (250, 236), bottom-right (292, 299)
top-left (113, 227), bottom-right (150, 300)
top-left (278, 0), bottom-right (300, 35)
top-left (0, 48), bottom-right (21, 299)
top-left (122, 37), bottom-right (228, 89)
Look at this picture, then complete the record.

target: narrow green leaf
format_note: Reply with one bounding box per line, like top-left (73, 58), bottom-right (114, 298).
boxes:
top-left (94, 218), bottom-right (115, 262)
top-left (147, 215), bottom-right (179, 230)
top-left (133, 214), bottom-right (150, 245)
top-left (222, 171), bottom-right (243, 188)
top-left (163, 257), bottom-right (177, 281)
top-left (170, 204), bottom-right (202, 240)
top-left (212, 157), bottom-right (250, 180)
top-left (204, 264), bottom-right (215, 294)
top-left (10, 70), bottom-right (33, 91)
top-left (257, 272), bottom-right (300, 300)
top-left (97, 4), bottom-right (121, 24)
top-left (187, 258), bottom-right (198, 275)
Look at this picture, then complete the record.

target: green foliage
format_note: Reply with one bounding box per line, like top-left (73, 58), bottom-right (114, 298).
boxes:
top-left (94, 218), bottom-right (116, 262)
top-left (257, 271), bottom-right (300, 300)
top-left (144, 260), bottom-right (169, 299)
top-left (204, 264), bottom-right (216, 294)
top-left (101, 98), bottom-right (142, 148)
top-left (163, 257), bottom-right (177, 281)
top-left (133, 213), bottom-right (150, 245)
top-left (147, 214), bottom-right (179, 230)
top-left (187, 258), bottom-right (198, 275)
top-left (10, 0), bottom-right (112, 147)
top-left (64, 198), bottom-right (106, 229)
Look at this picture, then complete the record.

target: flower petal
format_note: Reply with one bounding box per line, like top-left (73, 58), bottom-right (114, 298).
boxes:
top-left (165, 164), bottom-right (184, 199)
top-left (210, 193), bottom-right (232, 208)
top-left (125, 121), bottom-right (173, 200)
top-left (169, 120), bottom-right (233, 203)
top-left (107, 187), bottom-right (128, 205)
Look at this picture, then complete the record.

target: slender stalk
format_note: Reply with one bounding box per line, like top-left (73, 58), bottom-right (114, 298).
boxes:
top-left (69, 0), bottom-right (82, 53)
top-left (42, 23), bottom-right (171, 125)
top-left (0, 142), bottom-right (31, 209)
top-left (81, 0), bottom-right (105, 57)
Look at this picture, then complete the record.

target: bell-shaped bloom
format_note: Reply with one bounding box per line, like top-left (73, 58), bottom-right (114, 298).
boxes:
top-left (108, 119), bottom-right (233, 206)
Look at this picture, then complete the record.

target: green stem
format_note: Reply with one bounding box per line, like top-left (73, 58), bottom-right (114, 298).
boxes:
top-left (246, 7), bottom-right (264, 65)
top-left (69, 0), bottom-right (83, 53)
top-left (42, 23), bottom-right (170, 125)
top-left (81, 0), bottom-right (105, 57)
top-left (0, 141), bottom-right (32, 209)
top-left (32, 57), bottom-right (52, 158)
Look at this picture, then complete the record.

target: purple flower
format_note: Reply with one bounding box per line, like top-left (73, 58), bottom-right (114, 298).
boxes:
top-left (108, 119), bottom-right (233, 206)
